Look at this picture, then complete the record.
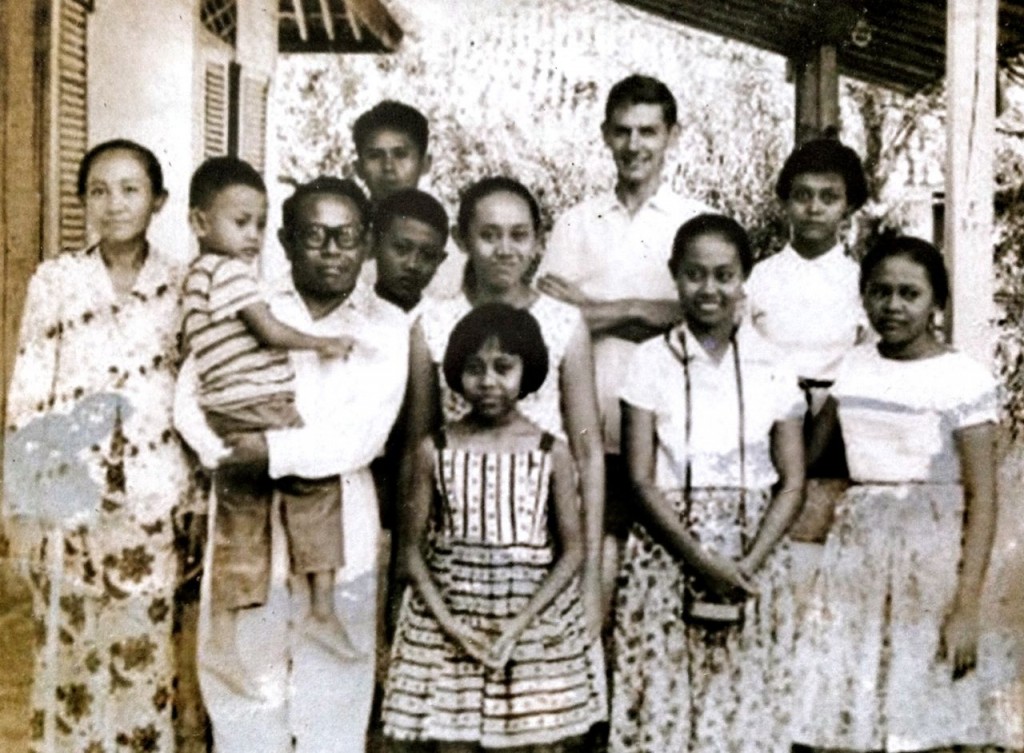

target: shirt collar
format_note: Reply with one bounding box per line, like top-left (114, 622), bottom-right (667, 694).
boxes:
top-left (669, 322), bottom-right (739, 366)
top-left (85, 242), bottom-right (179, 297)
top-left (270, 276), bottom-right (376, 319)
top-left (598, 180), bottom-right (678, 215)
top-left (670, 319), bottom-right (776, 365)
top-left (781, 241), bottom-right (847, 266)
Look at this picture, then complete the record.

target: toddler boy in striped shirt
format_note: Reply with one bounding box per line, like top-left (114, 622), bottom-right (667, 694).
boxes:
top-left (181, 157), bottom-right (360, 697)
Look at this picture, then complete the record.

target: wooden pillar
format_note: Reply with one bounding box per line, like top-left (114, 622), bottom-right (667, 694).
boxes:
top-left (793, 44), bottom-right (839, 146)
top-left (0, 5), bottom-right (48, 750)
top-left (945, 0), bottom-right (997, 364)
top-left (1, 0), bottom-right (48, 440)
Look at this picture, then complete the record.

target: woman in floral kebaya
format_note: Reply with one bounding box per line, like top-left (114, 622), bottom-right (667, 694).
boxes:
top-left (3, 140), bottom-right (199, 753)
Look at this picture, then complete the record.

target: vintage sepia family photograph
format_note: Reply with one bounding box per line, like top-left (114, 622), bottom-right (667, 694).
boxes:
top-left (2, 1), bottom-right (1024, 752)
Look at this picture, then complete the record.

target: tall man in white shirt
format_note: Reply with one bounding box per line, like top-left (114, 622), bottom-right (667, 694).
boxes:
top-left (175, 176), bottom-right (409, 753)
top-left (536, 75), bottom-right (711, 617)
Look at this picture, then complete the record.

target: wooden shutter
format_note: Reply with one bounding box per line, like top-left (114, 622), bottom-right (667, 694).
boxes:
top-left (203, 59), bottom-right (230, 158)
top-left (238, 75), bottom-right (269, 172)
top-left (55, 0), bottom-right (89, 252)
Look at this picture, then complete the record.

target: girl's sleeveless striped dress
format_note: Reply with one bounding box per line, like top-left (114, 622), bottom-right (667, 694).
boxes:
top-left (382, 432), bottom-right (606, 747)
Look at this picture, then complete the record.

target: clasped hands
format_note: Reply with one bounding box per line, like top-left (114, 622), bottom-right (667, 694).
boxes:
top-left (445, 617), bottom-right (526, 672)
top-left (694, 547), bottom-right (761, 600)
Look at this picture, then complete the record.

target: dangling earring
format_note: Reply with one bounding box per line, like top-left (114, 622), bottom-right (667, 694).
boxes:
top-left (930, 308), bottom-right (946, 342)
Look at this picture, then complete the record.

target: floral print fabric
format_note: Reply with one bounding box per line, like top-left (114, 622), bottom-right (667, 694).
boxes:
top-left (3, 246), bottom-right (199, 753)
top-left (609, 488), bottom-right (795, 753)
top-left (793, 484), bottom-right (1024, 751)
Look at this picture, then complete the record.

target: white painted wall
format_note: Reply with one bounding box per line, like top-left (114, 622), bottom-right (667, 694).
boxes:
top-left (88, 0), bottom-right (279, 265)
top-left (237, 0), bottom-right (277, 77)
top-left (88, 0), bottom-right (198, 263)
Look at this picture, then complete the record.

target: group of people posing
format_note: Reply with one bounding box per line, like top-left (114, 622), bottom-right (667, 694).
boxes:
top-left (3, 73), bottom-right (1020, 753)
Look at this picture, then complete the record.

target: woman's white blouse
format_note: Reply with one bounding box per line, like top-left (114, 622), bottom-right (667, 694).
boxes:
top-left (833, 345), bottom-right (999, 484)
top-left (619, 324), bottom-right (803, 491)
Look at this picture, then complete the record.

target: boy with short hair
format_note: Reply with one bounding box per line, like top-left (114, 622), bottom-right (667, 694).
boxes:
top-left (181, 157), bottom-right (361, 696)
top-left (353, 100), bottom-right (432, 201)
top-left (353, 100), bottom-right (464, 299)
top-left (365, 187), bottom-right (449, 752)
top-left (371, 187), bottom-right (449, 316)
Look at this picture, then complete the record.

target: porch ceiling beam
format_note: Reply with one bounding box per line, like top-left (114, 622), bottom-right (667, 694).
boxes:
top-left (318, 0), bottom-right (335, 41)
top-left (293, 0), bottom-right (308, 42)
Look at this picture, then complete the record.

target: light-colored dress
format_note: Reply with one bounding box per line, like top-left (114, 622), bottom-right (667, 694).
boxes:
top-left (382, 433), bottom-right (606, 747)
top-left (418, 293), bottom-right (582, 440)
top-left (3, 246), bottom-right (198, 753)
top-left (610, 324), bottom-right (804, 753)
top-left (794, 345), bottom-right (1023, 751)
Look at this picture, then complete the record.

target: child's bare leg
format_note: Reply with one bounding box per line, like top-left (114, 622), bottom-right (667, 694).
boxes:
top-left (301, 570), bottom-right (364, 661)
top-left (206, 606), bottom-right (263, 698)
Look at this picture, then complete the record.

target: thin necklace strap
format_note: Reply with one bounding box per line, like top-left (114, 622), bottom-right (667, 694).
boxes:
top-left (664, 327), bottom-right (748, 547)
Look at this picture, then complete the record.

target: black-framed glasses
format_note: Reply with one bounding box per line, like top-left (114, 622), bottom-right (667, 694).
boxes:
top-left (293, 222), bottom-right (365, 251)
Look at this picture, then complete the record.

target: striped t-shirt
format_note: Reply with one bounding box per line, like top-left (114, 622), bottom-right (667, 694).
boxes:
top-left (181, 252), bottom-right (295, 411)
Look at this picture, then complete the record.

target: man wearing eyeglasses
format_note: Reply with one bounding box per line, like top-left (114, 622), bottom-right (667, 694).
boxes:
top-left (175, 176), bottom-right (409, 753)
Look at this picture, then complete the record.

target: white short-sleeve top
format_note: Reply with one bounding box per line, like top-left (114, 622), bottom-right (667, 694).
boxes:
top-left (418, 293), bottom-right (583, 439)
top-left (745, 243), bottom-right (865, 382)
top-left (833, 345), bottom-right (999, 484)
top-left (619, 323), bottom-right (804, 491)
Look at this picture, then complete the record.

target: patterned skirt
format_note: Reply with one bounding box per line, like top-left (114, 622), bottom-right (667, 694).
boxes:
top-left (382, 539), bottom-right (606, 747)
top-left (609, 487), bottom-right (796, 753)
top-left (793, 483), bottom-right (1024, 751)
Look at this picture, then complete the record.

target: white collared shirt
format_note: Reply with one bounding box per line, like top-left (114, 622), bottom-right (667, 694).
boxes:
top-left (619, 324), bottom-right (803, 491)
top-left (745, 242), bottom-right (865, 382)
top-left (174, 279), bottom-right (409, 479)
top-left (537, 183), bottom-right (711, 453)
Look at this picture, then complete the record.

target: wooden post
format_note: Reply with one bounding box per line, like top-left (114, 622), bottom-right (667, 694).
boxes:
top-left (1, 0), bottom-right (48, 439)
top-left (945, 0), bottom-right (997, 364)
top-left (793, 44), bottom-right (839, 145)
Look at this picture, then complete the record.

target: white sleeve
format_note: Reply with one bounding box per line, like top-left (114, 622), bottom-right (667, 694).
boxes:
top-left (173, 355), bottom-right (230, 469)
top-left (266, 324), bottom-right (409, 479)
top-left (536, 210), bottom-right (580, 282)
top-left (951, 356), bottom-right (1000, 429)
top-left (618, 340), bottom-right (659, 411)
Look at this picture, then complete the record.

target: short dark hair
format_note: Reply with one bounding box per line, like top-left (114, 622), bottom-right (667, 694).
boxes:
top-left (352, 100), bottom-right (429, 156)
top-left (860, 233), bottom-right (949, 308)
top-left (604, 74), bottom-right (677, 126)
top-left (668, 213), bottom-right (754, 279)
top-left (77, 139), bottom-right (166, 197)
top-left (281, 176), bottom-right (371, 232)
top-left (442, 303), bottom-right (549, 400)
top-left (775, 138), bottom-right (869, 210)
top-left (373, 188), bottom-right (449, 244)
top-left (188, 156), bottom-right (266, 209)
top-left (456, 176), bottom-right (542, 238)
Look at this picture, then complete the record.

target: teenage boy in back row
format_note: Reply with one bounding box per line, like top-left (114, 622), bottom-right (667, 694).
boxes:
top-left (353, 100), bottom-right (465, 300)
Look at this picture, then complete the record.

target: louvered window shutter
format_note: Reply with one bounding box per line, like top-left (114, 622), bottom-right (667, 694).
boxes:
top-left (239, 76), bottom-right (269, 172)
top-left (203, 60), bottom-right (230, 158)
top-left (55, 0), bottom-right (89, 253)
